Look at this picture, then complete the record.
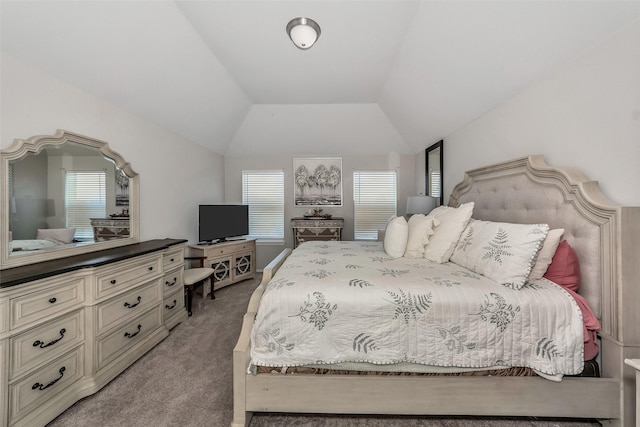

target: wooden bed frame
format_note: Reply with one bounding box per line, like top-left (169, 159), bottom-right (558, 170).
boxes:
top-left (232, 155), bottom-right (640, 427)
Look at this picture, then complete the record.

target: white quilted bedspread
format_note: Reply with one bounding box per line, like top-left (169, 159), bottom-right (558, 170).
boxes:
top-left (250, 241), bottom-right (584, 376)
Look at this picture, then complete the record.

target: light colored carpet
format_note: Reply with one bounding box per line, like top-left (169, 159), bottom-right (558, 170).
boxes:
top-left (48, 275), bottom-right (600, 427)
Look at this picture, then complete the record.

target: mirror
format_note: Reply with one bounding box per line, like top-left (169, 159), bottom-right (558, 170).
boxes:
top-left (1, 130), bottom-right (139, 269)
top-left (425, 140), bottom-right (443, 206)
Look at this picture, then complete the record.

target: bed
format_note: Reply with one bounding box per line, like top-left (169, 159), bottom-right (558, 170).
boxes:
top-left (8, 227), bottom-right (77, 254)
top-left (232, 155), bottom-right (640, 427)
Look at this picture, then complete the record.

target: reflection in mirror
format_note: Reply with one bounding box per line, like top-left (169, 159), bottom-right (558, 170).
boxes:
top-left (2, 130), bottom-right (139, 270)
top-left (425, 140), bottom-right (444, 206)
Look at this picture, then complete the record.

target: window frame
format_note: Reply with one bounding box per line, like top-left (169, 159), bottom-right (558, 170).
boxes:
top-left (241, 170), bottom-right (285, 243)
top-left (353, 169), bottom-right (398, 240)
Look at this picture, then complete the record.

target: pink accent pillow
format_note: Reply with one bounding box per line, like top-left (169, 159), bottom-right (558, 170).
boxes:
top-left (544, 240), bottom-right (601, 360)
top-left (543, 240), bottom-right (581, 292)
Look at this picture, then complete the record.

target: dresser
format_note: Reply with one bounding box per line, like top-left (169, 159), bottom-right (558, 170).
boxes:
top-left (189, 239), bottom-right (256, 292)
top-left (291, 217), bottom-right (344, 248)
top-left (0, 239), bottom-right (187, 427)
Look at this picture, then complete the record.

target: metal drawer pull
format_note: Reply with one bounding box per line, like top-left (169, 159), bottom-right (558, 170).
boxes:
top-left (170, 258), bottom-right (175, 262)
top-left (48, 297), bottom-right (57, 304)
top-left (165, 300), bottom-right (177, 310)
top-left (110, 279), bottom-right (117, 285)
top-left (165, 277), bottom-right (177, 287)
top-left (33, 328), bottom-right (66, 349)
top-left (123, 296), bottom-right (142, 308)
top-left (32, 366), bottom-right (65, 391)
top-left (148, 266), bottom-right (154, 271)
top-left (124, 324), bottom-right (142, 339)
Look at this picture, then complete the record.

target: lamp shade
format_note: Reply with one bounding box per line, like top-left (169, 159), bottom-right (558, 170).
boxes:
top-left (286, 17), bottom-right (321, 49)
top-left (406, 196), bottom-right (437, 215)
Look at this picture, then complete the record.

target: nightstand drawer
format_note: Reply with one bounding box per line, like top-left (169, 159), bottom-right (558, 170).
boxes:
top-left (95, 254), bottom-right (162, 300)
top-left (10, 309), bottom-right (84, 379)
top-left (96, 305), bottom-right (162, 370)
top-left (163, 248), bottom-right (184, 271)
top-left (10, 278), bottom-right (85, 330)
top-left (95, 280), bottom-right (161, 335)
top-left (162, 269), bottom-right (183, 294)
top-left (9, 347), bottom-right (84, 424)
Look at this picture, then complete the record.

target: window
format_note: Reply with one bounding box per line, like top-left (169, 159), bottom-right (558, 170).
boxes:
top-left (242, 170), bottom-right (284, 241)
top-left (430, 170), bottom-right (441, 198)
top-left (65, 171), bottom-right (106, 240)
top-left (353, 170), bottom-right (397, 240)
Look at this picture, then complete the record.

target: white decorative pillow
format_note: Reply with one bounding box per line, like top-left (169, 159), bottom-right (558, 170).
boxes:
top-left (383, 216), bottom-right (408, 259)
top-left (404, 214), bottom-right (438, 259)
top-left (527, 228), bottom-right (565, 281)
top-left (423, 202), bottom-right (474, 263)
top-left (36, 228), bottom-right (76, 244)
top-left (450, 220), bottom-right (549, 290)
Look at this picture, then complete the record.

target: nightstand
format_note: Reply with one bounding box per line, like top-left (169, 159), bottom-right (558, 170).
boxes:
top-left (291, 217), bottom-right (344, 248)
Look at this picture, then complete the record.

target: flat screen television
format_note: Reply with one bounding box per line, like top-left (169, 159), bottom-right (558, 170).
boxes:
top-left (198, 204), bottom-right (249, 244)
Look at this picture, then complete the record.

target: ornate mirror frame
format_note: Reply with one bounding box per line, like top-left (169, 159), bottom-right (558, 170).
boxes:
top-left (1, 129), bottom-right (139, 270)
top-left (425, 140), bottom-right (444, 206)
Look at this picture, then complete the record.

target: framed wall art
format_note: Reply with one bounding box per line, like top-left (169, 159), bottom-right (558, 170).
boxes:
top-left (293, 157), bottom-right (342, 207)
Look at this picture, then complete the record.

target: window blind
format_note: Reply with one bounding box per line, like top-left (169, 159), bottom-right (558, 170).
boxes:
top-left (242, 170), bottom-right (284, 240)
top-left (65, 171), bottom-right (106, 240)
top-left (353, 170), bottom-right (397, 240)
top-left (430, 170), bottom-right (441, 197)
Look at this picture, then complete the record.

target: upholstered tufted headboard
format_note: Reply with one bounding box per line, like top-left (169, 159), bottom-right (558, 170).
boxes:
top-left (449, 155), bottom-right (639, 344)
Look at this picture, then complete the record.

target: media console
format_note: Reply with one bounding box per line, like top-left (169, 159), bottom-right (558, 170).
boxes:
top-left (188, 239), bottom-right (256, 291)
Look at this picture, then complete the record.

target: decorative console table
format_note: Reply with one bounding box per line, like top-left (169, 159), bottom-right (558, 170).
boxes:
top-left (291, 217), bottom-right (344, 248)
top-left (0, 239), bottom-right (187, 427)
top-left (189, 239), bottom-right (256, 292)
top-left (90, 218), bottom-right (130, 241)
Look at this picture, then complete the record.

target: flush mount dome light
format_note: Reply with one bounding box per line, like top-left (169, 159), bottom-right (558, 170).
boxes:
top-left (286, 17), bottom-right (321, 50)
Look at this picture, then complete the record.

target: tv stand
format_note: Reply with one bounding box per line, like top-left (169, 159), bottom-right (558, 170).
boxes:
top-left (189, 238), bottom-right (256, 291)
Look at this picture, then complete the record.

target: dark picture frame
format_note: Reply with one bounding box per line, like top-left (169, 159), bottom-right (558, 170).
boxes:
top-left (425, 140), bottom-right (444, 206)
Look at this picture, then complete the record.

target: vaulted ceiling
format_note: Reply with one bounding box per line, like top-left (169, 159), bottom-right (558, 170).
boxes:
top-left (2, 1), bottom-right (640, 156)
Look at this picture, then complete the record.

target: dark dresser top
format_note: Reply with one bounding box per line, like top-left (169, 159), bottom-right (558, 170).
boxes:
top-left (0, 238), bottom-right (187, 289)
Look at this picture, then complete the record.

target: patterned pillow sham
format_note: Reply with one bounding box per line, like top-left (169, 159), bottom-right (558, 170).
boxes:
top-left (423, 202), bottom-right (474, 263)
top-left (403, 214), bottom-right (438, 259)
top-left (383, 216), bottom-right (408, 259)
top-left (450, 219), bottom-right (549, 290)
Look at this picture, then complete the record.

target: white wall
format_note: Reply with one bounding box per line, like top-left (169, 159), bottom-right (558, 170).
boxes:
top-left (444, 20), bottom-right (640, 207)
top-left (225, 154), bottom-right (416, 269)
top-left (1, 54), bottom-right (225, 244)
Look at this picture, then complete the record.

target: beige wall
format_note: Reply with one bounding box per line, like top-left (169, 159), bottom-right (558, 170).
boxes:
top-left (1, 54), bottom-right (225, 245)
top-left (443, 20), bottom-right (640, 207)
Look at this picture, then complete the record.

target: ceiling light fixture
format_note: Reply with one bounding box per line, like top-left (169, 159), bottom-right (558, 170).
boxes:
top-left (286, 17), bottom-right (321, 50)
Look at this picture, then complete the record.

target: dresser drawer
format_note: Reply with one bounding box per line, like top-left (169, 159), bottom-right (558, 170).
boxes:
top-left (10, 309), bottom-right (84, 379)
top-left (9, 347), bottom-right (83, 424)
top-left (10, 278), bottom-right (85, 330)
top-left (162, 269), bottom-right (183, 295)
top-left (96, 305), bottom-right (162, 370)
top-left (162, 291), bottom-right (184, 321)
top-left (0, 298), bottom-right (6, 333)
top-left (95, 254), bottom-right (162, 300)
top-left (163, 248), bottom-right (184, 271)
top-left (95, 280), bottom-right (161, 336)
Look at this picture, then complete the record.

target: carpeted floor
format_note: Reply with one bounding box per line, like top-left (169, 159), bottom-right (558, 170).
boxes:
top-left (48, 275), bottom-right (600, 427)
